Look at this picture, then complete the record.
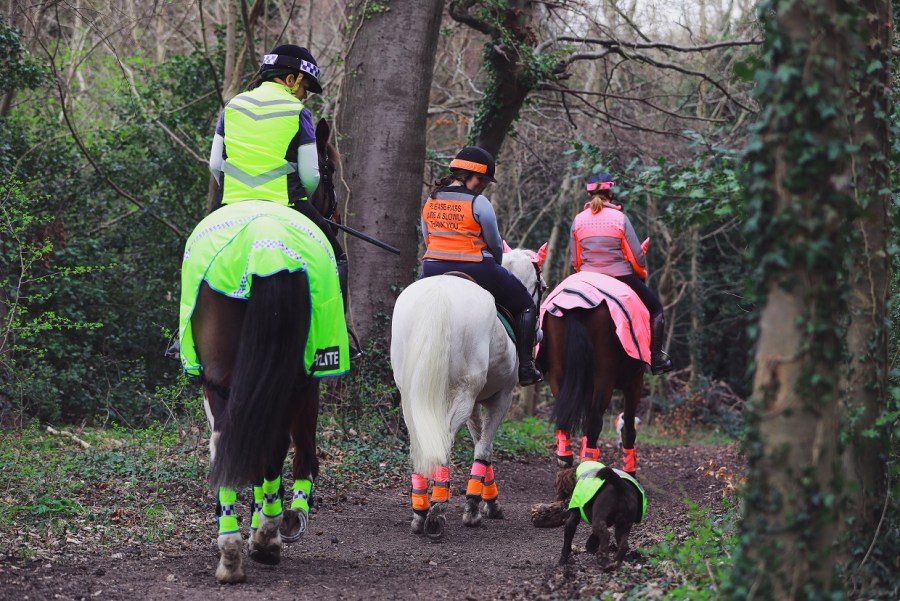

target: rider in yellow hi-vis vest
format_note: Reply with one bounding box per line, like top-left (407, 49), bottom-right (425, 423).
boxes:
top-left (208, 44), bottom-right (361, 359)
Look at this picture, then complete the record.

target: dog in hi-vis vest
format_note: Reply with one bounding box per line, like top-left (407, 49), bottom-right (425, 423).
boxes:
top-left (556, 461), bottom-right (646, 570)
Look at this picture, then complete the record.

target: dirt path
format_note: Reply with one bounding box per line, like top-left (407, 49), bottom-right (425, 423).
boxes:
top-left (1, 441), bottom-right (740, 601)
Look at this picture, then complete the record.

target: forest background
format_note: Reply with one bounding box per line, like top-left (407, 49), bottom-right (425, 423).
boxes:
top-left (0, 1), bottom-right (898, 599)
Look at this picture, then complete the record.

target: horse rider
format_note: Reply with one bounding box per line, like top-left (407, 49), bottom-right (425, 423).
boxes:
top-left (420, 146), bottom-right (543, 386)
top-left (570, 173), bottom-right (673, 375)
top-left (207, 44), bottom-right (361, 359)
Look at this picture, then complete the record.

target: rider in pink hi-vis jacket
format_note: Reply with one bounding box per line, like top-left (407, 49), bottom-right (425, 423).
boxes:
top-left (570, 173), bottom-right (673, 375)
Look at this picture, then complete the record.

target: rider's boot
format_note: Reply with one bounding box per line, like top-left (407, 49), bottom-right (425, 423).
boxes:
top-left (650, 313), bottom-right (673, 375)
top-left (337, 257), bottom-right (363, 361)
top-left (514, 306), bottom-right (543, 386)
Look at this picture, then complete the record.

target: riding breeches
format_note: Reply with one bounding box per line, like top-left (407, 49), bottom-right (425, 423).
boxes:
top-left (614, 273), bottom-right (663, 319)
top-left (420, 257), bottom-right (534, 313)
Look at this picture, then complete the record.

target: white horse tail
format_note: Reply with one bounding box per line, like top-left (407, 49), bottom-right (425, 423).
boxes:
top-left (394, 285), bottom-right (453, 477)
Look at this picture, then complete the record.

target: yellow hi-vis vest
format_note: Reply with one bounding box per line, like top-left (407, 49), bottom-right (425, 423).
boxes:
top-left (568, 460), bottom-right (647, 524)
top-left (221, 82), bottom-right (303, 205)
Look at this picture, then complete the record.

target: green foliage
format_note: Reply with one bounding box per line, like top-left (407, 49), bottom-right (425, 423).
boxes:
top-left (0, 16), bottom-right (45, 93)
top-left (453, 416), bottom-right (554, 464)
top-left (634, 501), bottom-right (738, 600)
top-left (0, 420), bottom-right (206, 554)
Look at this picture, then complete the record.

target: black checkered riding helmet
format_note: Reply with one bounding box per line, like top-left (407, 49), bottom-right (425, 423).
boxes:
top-left (259, 44), bottom-right (322, 94)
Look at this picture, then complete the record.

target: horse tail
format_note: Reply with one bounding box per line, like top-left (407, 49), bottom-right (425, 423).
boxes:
top-left (398, 290), bottom-right (452, 477)
top-left (551, 311), bottom-right (594, 434)
top-left (209, 269), bottom-right (310, 490)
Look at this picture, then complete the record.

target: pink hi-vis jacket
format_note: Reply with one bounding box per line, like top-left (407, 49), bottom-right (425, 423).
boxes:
top-left (570, 202), bottom-right (647, 279)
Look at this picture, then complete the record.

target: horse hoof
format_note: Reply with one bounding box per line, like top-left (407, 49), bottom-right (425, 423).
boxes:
top-left (481, 500), bottom-right (505, 520)
top-left (462, 501), bottom-right (482, 528)
top-left (557, 455), bottom-right (574, 468)
top-left (216, 535), bottom-right (245, 584)
top-left (411, 513), bottom-right (425, 535)
top-left (248, 542), bottom-right (282, 565)
top-left (248, 516), bottom-right (282, 565)
top-left (280, 508), bottom-right (308, 543)
top-left (424, 504), bottom-right (447, 542)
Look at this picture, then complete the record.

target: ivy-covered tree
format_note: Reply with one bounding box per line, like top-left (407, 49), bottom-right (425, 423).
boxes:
top-left (731, 1), bottom-right (893, 598)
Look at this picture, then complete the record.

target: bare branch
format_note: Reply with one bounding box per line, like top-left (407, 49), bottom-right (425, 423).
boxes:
top-left (538, 36), bottom-right (762, 55)
top-left (448, 0), bottom-right (497, 36)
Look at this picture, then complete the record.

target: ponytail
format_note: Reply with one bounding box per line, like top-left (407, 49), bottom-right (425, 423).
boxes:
top-left (429, 169), bottom-right (470, 197)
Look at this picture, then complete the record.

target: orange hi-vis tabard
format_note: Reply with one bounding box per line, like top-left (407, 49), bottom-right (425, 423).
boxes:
top-left (422, 190), bottom-right (487, 262)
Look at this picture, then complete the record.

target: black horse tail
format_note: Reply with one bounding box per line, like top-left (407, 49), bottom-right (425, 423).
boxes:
top-left (209, 269), bottom-right (311, 490)
top-left (551, 311), bottom-right (594, 434)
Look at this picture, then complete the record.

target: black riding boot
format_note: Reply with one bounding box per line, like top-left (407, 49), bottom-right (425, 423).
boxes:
top-left (650, 313), bottom-right (673, 375)
top-left (515, 307), bottom-right (543, 386)
top-left (336, 257), bottom-right (363, 361)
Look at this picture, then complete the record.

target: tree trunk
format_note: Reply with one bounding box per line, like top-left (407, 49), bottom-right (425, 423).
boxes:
top-left (448, 0), bottom-right (540, 158)
top-left (839, 0), bottom-right (891, 551)
top-left (336, 0), bottom-right (445, 344)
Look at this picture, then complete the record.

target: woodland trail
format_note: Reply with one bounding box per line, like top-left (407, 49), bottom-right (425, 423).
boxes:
top-left (1, 441), bottom-right (741, 601)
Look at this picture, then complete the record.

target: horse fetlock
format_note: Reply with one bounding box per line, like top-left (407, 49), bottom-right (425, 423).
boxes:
top-left (216, 533), bottom-right (245, 584)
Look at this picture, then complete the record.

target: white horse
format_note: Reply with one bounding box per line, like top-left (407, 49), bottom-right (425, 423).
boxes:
top-left (391, 245), bottom-right (547, 541)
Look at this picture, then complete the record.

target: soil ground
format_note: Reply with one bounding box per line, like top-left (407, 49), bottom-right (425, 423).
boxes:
top-left (0, 441), bottom-right (741, 601)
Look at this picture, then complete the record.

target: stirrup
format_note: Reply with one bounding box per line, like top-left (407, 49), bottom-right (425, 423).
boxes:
top-left (518, 363), bottom-right (543, 386)
top-left (348, 328), bottom-right (364, 362)
top-left (650, 351), bottom-right (673, 375)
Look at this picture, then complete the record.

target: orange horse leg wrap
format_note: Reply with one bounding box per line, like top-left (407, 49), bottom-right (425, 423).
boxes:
top-left (466, 460), bottom-right (488, 499)
top-left (411, 473), bottom-right (429, 513)
top-left (430, 466), bottom-right (450, 504)
top-left (623, 447), bottom-right (637, 473)
top-left (580, 436), bottom-right (600, 461)
top-left (556, 429), bottom-right (573, 459)
top-left (482, 464), bottom-right (498, 501)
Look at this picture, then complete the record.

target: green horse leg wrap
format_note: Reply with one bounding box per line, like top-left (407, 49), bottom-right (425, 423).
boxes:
top-left (217, 487), bottom-right (239, 535)
top-left (262, 476), bottom-right (283, 518)
top-left (250, 485), bottom-right (263, 531)
top-left (291, 479), bottom-right (312, 513)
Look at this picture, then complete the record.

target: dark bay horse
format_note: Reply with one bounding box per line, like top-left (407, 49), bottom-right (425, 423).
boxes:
top-left (180, 119), bottom-right (345, 584)
top-left (538, 304), bottom-right (644, 475)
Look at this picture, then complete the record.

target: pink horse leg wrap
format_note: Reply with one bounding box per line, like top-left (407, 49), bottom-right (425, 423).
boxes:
top-left (623, 447), bottom-right (637, 473)
top-left (411, 473), bottom-right (429, 512)
top-left (466, 461), bottom-right (488, 498)
top-left (482, 464), bottom-right (498, 501)
top-left (431, 466), bottom-right (450, 503)
top-left (555, 429), bottom-right (573, 457)
top-left (580, 436), bottom-right (600, 461)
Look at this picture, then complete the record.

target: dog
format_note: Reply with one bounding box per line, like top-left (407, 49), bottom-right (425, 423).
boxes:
top-left (556, 461), bottom-right (646, 570)
top-left (614, 412), bottom-right (641, 447)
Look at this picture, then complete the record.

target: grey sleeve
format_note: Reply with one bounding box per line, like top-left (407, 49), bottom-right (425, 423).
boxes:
top-left (209, 133), bottom-right (225, 186)
top-left (420, 215), bottom-right (429, 242)
top-left (622, 215), bottom-right (646, 268)
top-left (569, 222), bottom-right (578, 269)
top-left (297, 142), bottom-right (320, 199)
top-left (473, 195), bottom-right (503, 262)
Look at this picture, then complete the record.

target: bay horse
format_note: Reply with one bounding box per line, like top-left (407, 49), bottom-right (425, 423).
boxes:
top-left (538, 302), bottom-right (645, 475)
top-left (391, 245), bottom-right (547, 541)
top-left (179, 119), bottom-right (346, 584)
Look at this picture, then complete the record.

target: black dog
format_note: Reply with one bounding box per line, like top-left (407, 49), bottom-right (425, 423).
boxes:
top-left (557, 463), bottom-right (646, 570)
